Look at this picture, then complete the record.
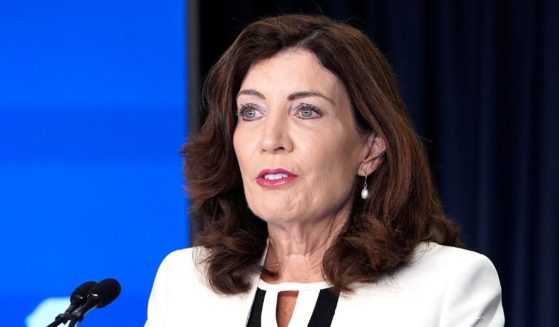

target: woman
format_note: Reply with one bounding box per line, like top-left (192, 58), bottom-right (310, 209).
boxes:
top-left (146, 15), bottom-right (504, 326)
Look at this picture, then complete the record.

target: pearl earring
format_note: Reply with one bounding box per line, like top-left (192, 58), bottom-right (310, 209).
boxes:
top-left (361, 175), bottom-right (369, 200)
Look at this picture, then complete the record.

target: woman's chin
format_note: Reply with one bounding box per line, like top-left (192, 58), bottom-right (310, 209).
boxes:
top-left (254, 208), bottom-right (302, 226)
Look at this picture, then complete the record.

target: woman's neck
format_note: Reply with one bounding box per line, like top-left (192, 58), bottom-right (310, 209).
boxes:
top-left (262, 213), bottom-right (348, 283)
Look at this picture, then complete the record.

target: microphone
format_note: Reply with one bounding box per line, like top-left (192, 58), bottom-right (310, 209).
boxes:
top-left (68, 281), bottom-right (98, 313)
top-left (46, 281), bottom-right (97, 327)
top-left (67, 278), bottom-right (121, 325)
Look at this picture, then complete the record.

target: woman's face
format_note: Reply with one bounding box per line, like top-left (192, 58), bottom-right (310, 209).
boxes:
top-left (233, 49), bottom-right (371, 227)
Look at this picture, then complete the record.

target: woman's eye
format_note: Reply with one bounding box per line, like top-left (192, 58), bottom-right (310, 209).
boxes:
top-left (295, 104), bottom-right (321, 119)
top-left (237, 104), bottom-right (262, 121)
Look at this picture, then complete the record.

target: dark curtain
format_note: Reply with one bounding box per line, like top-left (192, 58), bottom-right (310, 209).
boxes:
top-left (194, 1), bottom-right (559, 326)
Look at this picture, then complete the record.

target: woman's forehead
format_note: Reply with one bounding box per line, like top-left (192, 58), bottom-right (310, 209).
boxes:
top-left (239, 49), bottom-right (347, 101)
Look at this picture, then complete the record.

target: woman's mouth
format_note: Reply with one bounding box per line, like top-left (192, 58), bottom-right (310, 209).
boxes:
top-left (256, 169), bottom-right (298, 188)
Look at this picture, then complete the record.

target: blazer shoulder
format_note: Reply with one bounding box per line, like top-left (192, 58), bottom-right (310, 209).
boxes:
top-left (413, 242), bottom-right (498, 273)
top-left (413, 243), bottom-right (504, 326)
top-left (147, 246), bottom-right (259, 326)
top-left (332, 243), bottom-right (503, 326)
top-left (156, 246), bottom-right (210, 281)
top-left (158, 247), bottom-right (195, 267)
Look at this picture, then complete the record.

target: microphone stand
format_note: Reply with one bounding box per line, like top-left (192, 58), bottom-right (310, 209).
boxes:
top-left (46, 314), bottom-right (68, 327)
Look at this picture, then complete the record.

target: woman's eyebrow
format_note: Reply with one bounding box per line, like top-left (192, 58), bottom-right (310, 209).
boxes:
top-left (237, 89), bottom-right (335, 105)
top-left (288, 91), bottom-right (335, 105)
top-left (237, 89), bottom-right (265, 99)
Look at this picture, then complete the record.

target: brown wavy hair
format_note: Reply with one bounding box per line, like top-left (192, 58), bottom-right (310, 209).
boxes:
top-left (183, 14), bottom-right (460, 294)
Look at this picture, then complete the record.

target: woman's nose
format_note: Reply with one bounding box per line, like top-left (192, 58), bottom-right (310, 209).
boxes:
top-left (259, 113), bottom-right (294, 153)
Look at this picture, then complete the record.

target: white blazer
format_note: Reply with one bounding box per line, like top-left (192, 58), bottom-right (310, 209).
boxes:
top-left (145, 242), bottom-right (504, 326)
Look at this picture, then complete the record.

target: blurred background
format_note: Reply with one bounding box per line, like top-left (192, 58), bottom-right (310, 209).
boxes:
top-left (1, 0), bottom-right (557, 326)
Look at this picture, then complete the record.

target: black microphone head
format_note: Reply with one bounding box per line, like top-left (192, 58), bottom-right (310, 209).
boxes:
top-left (70, 281), bottom-right (97, 305)
top-left (88, 278), bottom-right (121, 308)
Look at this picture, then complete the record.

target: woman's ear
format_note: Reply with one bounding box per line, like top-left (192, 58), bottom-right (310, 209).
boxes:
top-left (358, 133), bottom-right (386, 176)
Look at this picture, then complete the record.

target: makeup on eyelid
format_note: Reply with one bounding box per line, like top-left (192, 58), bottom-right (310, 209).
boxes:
top-left (236, 102), bottom-right (322, 121)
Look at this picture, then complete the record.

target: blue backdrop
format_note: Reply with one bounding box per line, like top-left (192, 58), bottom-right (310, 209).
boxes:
top-left (0, 1), bottom-right (188, 325)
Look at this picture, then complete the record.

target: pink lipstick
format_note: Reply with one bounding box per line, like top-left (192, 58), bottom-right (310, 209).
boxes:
top-left (256, 168), bottom-right (298, 188)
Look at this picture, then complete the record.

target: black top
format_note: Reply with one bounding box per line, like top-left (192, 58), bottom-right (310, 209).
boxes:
top-left (246, 287), bottom-right (340, 327)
